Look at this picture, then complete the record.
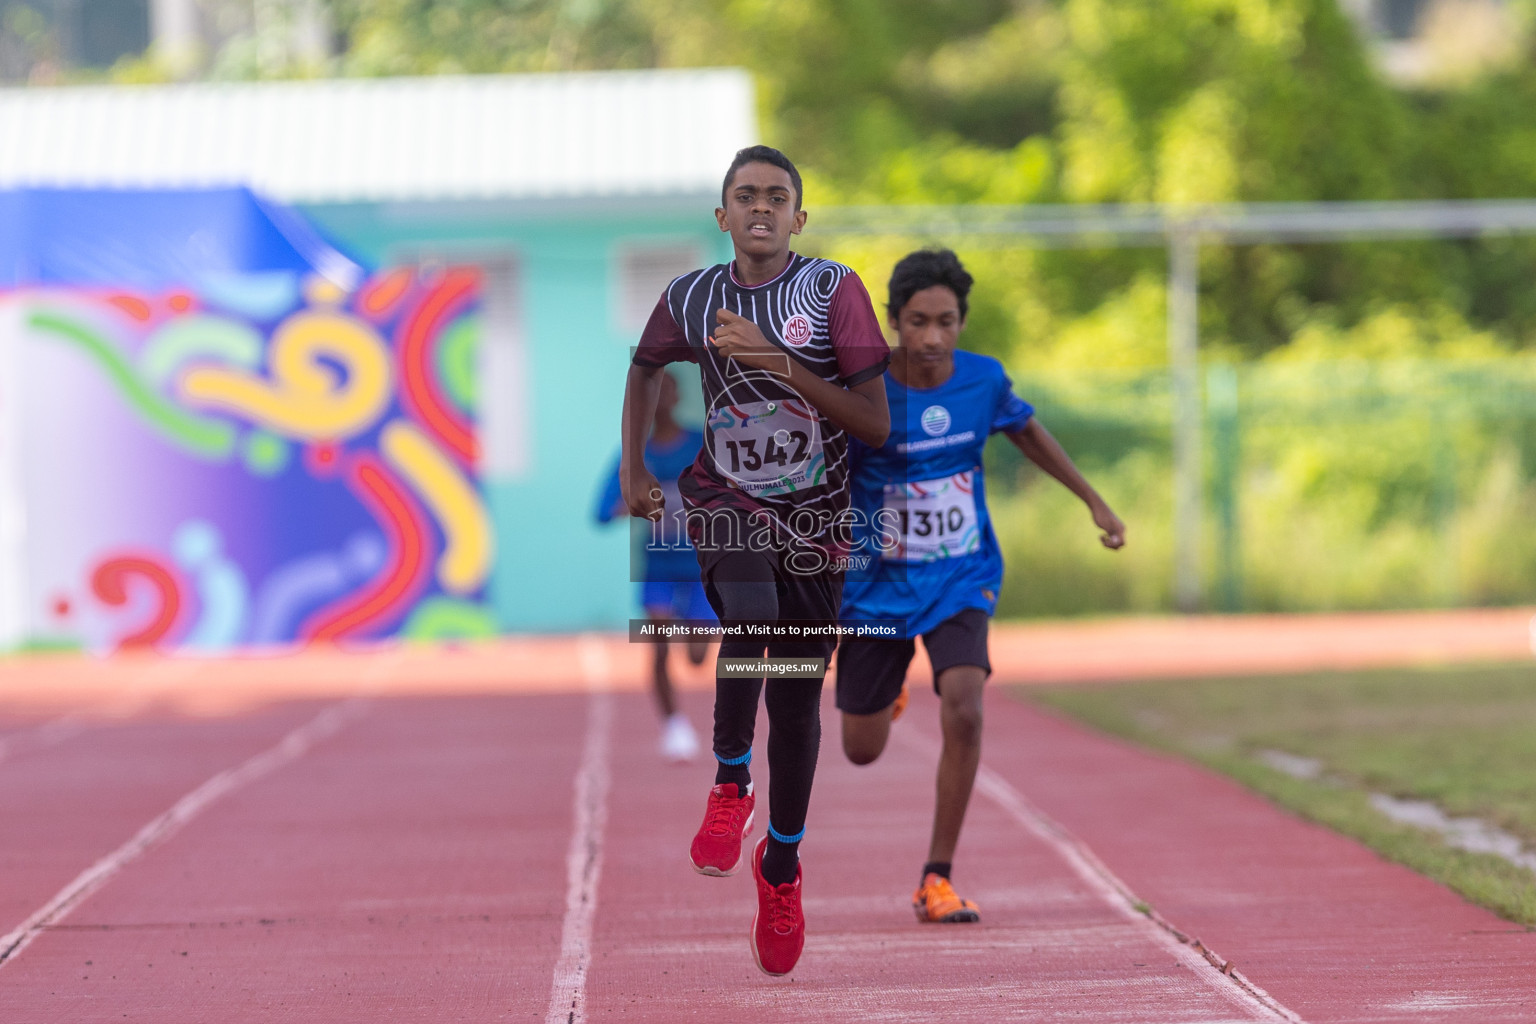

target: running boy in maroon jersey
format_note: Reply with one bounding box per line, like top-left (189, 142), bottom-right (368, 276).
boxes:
top-left (620, 145), bottom-right (890, 976)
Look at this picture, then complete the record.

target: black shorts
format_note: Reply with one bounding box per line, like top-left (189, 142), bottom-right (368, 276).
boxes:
top-left (834, 608), bottom-right (991, 715)
top-left (696, 530), bottom-right (844, 661)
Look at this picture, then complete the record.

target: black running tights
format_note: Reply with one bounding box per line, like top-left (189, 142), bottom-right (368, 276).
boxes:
top-left (711, 551), bottom-right (823, 841)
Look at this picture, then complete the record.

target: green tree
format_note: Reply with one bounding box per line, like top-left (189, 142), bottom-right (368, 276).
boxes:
top-left (307, 0), bottom-right (1536, 364)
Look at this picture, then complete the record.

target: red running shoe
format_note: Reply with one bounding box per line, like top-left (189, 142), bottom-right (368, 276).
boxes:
top-left (750, 837), bottom-right (805, 977)
top-left (689, 783), bottom-right (755, 876)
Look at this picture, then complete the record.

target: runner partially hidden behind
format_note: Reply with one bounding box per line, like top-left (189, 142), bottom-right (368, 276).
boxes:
top-left (620, 145), bottom-right (891, 976)
top-left (595, 368), bottom-right (709, 763)
top-left (837, 248), bottom-right (1125, 924)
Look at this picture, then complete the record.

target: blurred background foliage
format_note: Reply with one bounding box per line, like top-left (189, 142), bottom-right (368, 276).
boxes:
top-left (11, 0), bottom-right (1536, 613)
top-left (35, 0), bottom-right (1536, 366)
top-left (304, 0), bottom-right (1536, 371)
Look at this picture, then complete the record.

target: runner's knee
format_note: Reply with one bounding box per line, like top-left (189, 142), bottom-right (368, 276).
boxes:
top-left (765, 681), bottom-right (822, 746)
top-left (944, 702), bottom-right (983, 747)
top-left (843, 737), bottom-right (884, 766)
top-left (939, 673), bottom-right (985, 747)
top-left (841, 713), bottom-right (888, 765)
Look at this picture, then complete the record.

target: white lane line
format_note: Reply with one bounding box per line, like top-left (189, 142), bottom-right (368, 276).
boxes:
top-left (895, 725), bottom-right (1306, 1024)
top-left (544, 636), bottom-right (614, 1024)
top-left (0, 716), bottom-right (86, 767)
top-left (0, 698), bottom-right (368, 968)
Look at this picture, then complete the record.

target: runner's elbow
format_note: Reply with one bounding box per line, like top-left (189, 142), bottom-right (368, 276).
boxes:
top-left (858, 422), bottom-right (890, 447)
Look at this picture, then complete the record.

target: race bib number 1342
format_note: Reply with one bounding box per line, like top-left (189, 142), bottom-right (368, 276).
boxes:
top-left (707, 399), bottom-right (826, 497)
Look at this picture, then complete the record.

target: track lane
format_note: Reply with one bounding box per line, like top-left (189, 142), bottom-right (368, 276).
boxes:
top-left (0, 704), bottom-right (322, 940)
top-left (0, 701), bottom-right (366, 967)
top-left (1, 654), bottom-right (1534, 1021)
top-left (976, 688), bottom-right (1536, 1024)
top-left (584, 688), bottom-right (1275, 1023)
top-left (0, 715), bottom-right (87, 767)
top-left (0, 695), bottom-right (584, 1022)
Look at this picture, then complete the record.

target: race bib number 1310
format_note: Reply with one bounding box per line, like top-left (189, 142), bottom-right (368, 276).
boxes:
top-left (881, 469), bottom-right (980, 561)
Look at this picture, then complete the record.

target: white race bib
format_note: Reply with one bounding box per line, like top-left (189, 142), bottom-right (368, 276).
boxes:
top-left (707, 398), bottom-right (825, 497)
top-left (881, 469), bottom-right (980, 562)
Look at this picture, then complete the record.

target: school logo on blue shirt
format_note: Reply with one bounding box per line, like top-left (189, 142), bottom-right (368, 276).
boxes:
top-left (920, 405), bottom-right (951, 436)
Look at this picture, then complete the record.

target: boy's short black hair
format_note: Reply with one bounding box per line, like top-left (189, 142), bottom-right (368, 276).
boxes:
top-left (888, 248), bottom-right (973, 320)
top-left (721, 145), bottom-right (803, 210)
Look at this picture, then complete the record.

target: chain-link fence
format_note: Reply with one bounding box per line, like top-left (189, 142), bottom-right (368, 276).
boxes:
top-left (985, 357), bottom-right (1536, 617)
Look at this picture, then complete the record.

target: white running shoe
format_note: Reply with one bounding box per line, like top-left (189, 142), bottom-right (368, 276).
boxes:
top-left (661, 713), bottom-right (700, 763)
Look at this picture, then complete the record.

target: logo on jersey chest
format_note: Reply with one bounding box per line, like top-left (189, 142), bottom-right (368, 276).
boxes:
top-left (782, 314), bottom-right (814, 348)
top-left (921, 405), bottom-right (952, 436)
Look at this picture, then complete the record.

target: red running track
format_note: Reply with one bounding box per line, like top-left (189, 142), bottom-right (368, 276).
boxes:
top-left (0, 660), bottom-right (1533, 1020)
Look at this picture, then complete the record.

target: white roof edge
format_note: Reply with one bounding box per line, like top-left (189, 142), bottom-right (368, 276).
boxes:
top-left (0, 69), bottom-right (758, 204)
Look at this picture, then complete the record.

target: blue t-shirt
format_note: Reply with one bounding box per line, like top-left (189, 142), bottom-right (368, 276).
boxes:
top-left (594, 429), bottom-right (705, 583)
top-left (840, 350), bottom-right (1033, 637)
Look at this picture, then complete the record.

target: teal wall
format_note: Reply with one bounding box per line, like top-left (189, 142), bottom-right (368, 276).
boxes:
top-left (301, 197), bottom-right (730, 633)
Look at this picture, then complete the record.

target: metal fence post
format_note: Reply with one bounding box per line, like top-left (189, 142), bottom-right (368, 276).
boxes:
top-left (1168, 228), bottom-right (1203, 612)
top-left (1206, 364), bottom-right (1242, 612)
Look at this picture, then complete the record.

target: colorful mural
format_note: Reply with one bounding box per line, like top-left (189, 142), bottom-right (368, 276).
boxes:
top-left (10, 267), bottom-right (497, 653)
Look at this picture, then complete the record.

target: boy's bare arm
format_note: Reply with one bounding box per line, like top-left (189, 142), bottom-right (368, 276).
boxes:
top-left (708, 309), bottom-right (890, 447)
top-left (621, 363), bottom-right (666, 520)
top-left (1006, 419), bottom-right (1126, 549)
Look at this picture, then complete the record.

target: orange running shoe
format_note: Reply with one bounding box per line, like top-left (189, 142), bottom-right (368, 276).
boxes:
top-left (750, 837), bottom-right (805, 976)
top-left (689, 783), bottom-right (755, 876)
top-left (890, 680), bottom-right (910, 722)
top-left (912, 873), bottom-right (980, 923)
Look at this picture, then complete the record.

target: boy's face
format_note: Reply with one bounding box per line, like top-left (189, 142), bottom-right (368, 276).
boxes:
top-left (891, 285), bottom-right (964, 366)
top-left (715, 162), bottom-right (806, 262)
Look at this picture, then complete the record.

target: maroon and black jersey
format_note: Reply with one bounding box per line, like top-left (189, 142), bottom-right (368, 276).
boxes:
top-left (633, 254), bottom-right (890, 557)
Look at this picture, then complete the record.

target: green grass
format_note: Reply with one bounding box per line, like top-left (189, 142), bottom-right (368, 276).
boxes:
top-left (2, 637), bottom-right (85, 656)
top-left (1018, 661), bottom-right (1536, 926)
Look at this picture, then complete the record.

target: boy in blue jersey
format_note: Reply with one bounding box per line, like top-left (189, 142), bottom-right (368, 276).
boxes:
top-left (596, 369), bottom-right (710, 762)
top-left (837, 249), bottom-right (1125, 923)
